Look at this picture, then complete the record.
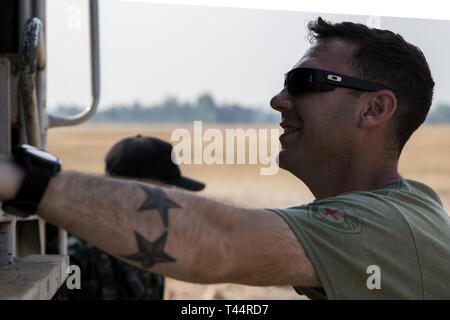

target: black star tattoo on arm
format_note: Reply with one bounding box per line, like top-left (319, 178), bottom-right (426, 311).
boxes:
top-left (137, 185), bottom-right (181, 228)
top-left (122, 231), bottom-right (176, 269)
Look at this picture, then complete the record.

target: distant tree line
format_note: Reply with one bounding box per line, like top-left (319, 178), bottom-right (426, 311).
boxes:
top-left (52, 94), bottom-right (450, 125)
top-left (53, 93), bottom-right (278, 124)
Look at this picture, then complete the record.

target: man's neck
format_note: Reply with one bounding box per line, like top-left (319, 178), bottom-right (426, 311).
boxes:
top-left (301, 158), bottom-right (402, 201)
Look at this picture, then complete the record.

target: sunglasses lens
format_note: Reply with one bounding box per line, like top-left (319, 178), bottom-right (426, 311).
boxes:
top-left (285, 69), bottom-right (314, 95)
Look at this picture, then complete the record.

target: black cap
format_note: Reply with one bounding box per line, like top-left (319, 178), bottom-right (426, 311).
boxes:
top-left (105, 135), bottom-right (205, 191)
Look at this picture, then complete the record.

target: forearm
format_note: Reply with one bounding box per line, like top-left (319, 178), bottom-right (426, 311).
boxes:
top-left (38, 171), bottom-right (237, 283)
top-left (1, 161), bottom-right (319, 287)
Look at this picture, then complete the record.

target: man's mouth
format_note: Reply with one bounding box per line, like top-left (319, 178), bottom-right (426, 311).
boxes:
top-left (280, 121), bottom-right (303, 134)
top-left (283, 127), bottom-right (302, 134)
top-left (279, 122), bottom-right (303, 147)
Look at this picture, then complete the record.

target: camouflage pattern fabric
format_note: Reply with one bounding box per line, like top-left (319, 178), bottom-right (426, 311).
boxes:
top-left (48, 227), bottom-right (164, 300)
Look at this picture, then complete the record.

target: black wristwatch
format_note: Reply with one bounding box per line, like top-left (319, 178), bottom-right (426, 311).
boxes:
top-left (2, 144), bottom-right (62, 218)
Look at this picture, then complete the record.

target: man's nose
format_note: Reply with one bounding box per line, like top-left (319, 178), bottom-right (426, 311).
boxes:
top-left (270, 88), bottom-right (294, 112)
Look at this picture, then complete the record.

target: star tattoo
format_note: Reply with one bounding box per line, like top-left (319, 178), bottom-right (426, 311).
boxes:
top-left (122, 231), bottom-right (176, 269)
top-left (138, 185), bottom-right (181, 228)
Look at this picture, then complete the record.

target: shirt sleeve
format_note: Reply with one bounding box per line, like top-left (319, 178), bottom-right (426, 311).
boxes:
top-left (268, 194), bottom-right (423, 299)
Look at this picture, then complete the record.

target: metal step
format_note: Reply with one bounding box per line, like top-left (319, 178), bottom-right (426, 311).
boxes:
top-left (0, 254), bottom-right (69, 300)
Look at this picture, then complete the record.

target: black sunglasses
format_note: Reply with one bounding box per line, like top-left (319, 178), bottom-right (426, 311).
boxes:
top-left (284, 67), bottom-right (393, 96)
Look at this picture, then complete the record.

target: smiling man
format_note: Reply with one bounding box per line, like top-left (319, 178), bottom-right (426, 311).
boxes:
top-left (1, 17), bottom-right (450, 300)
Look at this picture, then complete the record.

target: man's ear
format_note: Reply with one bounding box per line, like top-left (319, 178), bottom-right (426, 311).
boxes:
top-left (357, 90), bottom-right (397, 128)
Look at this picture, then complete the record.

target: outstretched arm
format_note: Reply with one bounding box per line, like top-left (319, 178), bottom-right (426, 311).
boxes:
top-left (2, 167), bottom-right (320, 287)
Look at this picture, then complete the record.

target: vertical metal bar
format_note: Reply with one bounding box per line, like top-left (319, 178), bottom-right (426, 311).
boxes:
top-left (0, 58), bottom-right (14, 267)
top-left (18, 0), bottom-right (32, 42)
top-left (0, 59), bottom-right (12, 154)
top-left (34, 0), bottom-right (47, 149)
top-left (38, 218), bottom-right (46, 254)
top-left (19, 17), bottom-right (44, 148)
top-left (35, 0), bottom-right (50, 255)
top-left (58, 228), bottom-right (68, 255)
top-left (34, 0), bottom-right (67, 255)
top-left (0, 221), bottom-right (15, 268)
top-left (90, 0), bottom-right (101, 111)
top-left (18, 0), bottom-right (32, 146)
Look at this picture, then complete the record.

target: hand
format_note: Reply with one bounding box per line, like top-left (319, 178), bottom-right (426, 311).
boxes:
top-left (0, 158), bottom-right (24, 202)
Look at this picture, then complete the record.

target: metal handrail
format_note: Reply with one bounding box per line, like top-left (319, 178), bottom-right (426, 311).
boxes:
top-left (48, 0), bottom-right (100, 127)
top-left (19, 17), bottom-right (45, 147)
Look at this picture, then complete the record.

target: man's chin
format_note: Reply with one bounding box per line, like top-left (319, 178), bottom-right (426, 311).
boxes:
top-left (278, 149), bottom-right (306, 177)
top-left (277, 149), bottom-right (290, 171)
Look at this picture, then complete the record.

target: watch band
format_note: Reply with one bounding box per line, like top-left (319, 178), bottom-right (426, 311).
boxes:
top-left (2, 145), bottom-right (61, 218)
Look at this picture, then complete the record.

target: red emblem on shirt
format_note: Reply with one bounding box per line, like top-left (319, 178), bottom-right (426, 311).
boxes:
top-left (323, 208), bottom-right (339, 220)
top-left (308, 205), bottom-right (363, 234)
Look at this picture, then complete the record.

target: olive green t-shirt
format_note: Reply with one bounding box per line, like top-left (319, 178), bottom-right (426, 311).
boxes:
top-left (269, 179), bottom-right (450, 299)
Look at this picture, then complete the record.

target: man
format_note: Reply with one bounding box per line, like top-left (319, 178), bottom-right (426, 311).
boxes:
top-left (1, 17), bottom-right (449, 299)
top-left (54, 135), bottom-right (205, 299)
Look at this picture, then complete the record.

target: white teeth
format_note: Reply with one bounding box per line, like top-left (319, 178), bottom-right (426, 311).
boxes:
top-left (284, 127), bottom-right (301, 134)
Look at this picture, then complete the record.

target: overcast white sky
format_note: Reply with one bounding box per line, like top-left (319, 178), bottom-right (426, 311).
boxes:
top-left (46, 0), bottom-right (450, 112)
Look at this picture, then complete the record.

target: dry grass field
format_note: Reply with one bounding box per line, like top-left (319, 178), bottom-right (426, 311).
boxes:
top-left (47, 123), bottom-right (450, 299)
